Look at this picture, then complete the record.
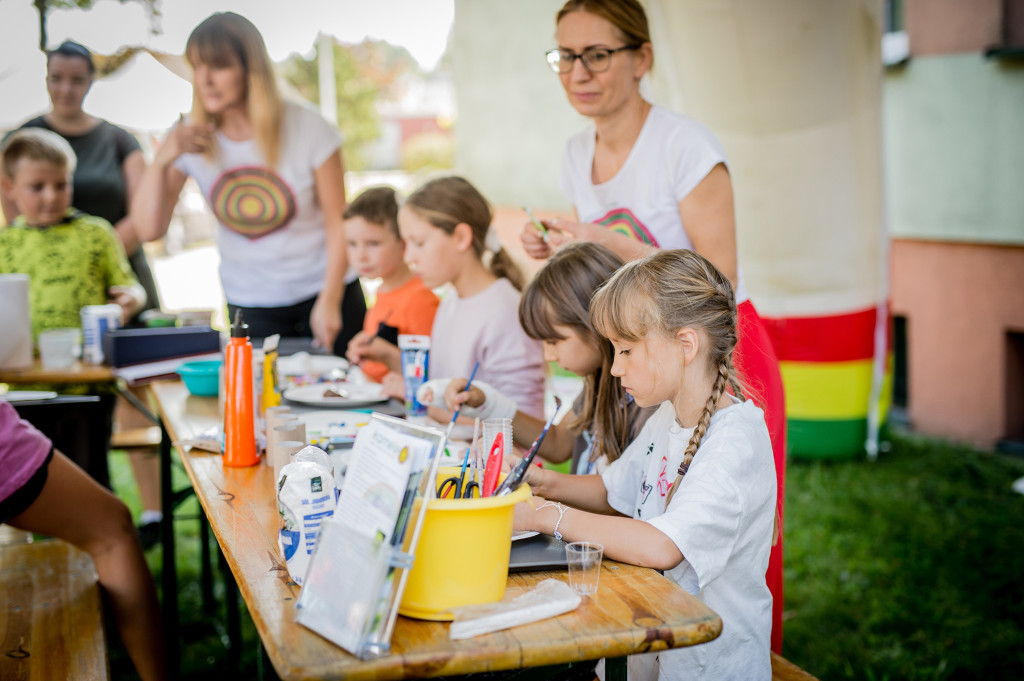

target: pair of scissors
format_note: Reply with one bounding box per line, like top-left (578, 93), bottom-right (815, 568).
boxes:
top-left (439, 444), bottom-right (481, 499)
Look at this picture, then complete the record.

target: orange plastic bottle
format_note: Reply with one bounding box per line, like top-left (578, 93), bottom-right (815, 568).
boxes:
top-left (223, 310), bottom-right (258, 467)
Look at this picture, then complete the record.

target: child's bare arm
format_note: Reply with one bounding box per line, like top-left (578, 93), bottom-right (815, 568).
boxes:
top-left (521, 465), bottom-right (617, 514)
top-left (516, 500), bottom-right (684, 571)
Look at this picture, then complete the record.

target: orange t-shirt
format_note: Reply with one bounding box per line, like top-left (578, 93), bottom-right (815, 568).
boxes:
top-left (360, 276), bottom-right (439, 382)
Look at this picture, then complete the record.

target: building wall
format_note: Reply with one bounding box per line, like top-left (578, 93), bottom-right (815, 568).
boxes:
top-left (884, 4), bottom-right (1024, 448)
top-left (890, 240), bottom-right (1024, 447)
top-left (883, 54), bottom-right (1024, 246)
top-left (905, 0), bottom-right (1003, 55)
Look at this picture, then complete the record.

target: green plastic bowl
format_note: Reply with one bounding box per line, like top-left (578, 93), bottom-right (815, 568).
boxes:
top-left (176, 360), bottom-right (222, 396)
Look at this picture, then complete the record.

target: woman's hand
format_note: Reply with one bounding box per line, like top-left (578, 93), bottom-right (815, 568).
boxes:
top-left (310, 294), bottom-right (342, 352)
top-left (155, 117), bottom-right (213, 167)
top-left (521, 218), bottom-right (603, 259)
top-left (520, 218), bottom-right (556, 259)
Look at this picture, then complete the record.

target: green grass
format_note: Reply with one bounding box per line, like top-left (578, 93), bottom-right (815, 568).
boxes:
top-left (782, 432), bottom-right (1024, 680)
top-left (105, 429), bottom-right (1024, 680)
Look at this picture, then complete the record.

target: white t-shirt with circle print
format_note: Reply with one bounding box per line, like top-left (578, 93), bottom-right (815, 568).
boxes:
top-left (600, 398), bottom-right (775, 681)
top-left (174, 100), bottom-right (345, 307)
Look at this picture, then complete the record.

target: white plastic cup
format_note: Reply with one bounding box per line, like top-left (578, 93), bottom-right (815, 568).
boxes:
top-left (565, 541), bottom-right (604, 596)
top-left (38, 328), bottom-right (77, 369)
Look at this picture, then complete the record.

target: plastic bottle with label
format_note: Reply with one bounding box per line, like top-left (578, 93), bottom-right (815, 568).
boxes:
top-left (223, 310), bottom-right (258, 467)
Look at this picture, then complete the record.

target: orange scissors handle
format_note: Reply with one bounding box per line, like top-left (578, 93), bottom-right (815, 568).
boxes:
top-left (481, 432), bottom-right (504, 497)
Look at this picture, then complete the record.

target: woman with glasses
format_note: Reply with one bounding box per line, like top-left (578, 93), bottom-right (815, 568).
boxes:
top-left (521, 0), bottom-right (788, 656)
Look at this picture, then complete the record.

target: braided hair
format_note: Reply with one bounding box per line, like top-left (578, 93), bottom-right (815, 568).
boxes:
top-left (590, 249), bottom-right (744, 506)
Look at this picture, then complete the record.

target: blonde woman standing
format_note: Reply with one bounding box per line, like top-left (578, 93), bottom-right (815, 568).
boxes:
top-left (133, 12), bottom-right (364, 354)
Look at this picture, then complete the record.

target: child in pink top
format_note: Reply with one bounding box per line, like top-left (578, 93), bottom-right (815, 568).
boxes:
top-left (356, 176), bottom-right (546, 419)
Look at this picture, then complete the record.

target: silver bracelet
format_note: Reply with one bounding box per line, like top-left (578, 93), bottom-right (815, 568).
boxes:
top-left (537, 501), bottom-right (568, 542)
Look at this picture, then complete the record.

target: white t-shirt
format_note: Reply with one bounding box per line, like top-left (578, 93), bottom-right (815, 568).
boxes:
top-left (174, 100), bottom-right (345, 307)
top-left (560, 105), bottom-right (749, 303)
top-left (429, 278), bottom-right (546, 419)
top-left (601, 399), bottom-right (775, 681)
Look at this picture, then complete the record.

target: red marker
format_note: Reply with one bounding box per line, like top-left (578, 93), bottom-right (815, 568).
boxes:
top-left (481, 433), bottom-right (504, 497)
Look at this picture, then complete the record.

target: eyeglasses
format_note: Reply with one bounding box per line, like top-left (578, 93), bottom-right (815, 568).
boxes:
top-left (545, 44), bottom-right (642, 74)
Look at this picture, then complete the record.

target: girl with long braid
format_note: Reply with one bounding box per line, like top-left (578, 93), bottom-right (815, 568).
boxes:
top-left (512, 249), bottom-right (775, 681)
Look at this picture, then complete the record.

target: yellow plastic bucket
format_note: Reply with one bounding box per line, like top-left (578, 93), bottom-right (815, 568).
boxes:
top-left (399, 467), bottom-right (531, 620)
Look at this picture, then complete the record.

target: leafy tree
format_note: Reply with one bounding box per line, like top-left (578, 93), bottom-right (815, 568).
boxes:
top-left (30, 0), bottom-right (160, 51)
top-left (282, 37), bottom-right (419, 171)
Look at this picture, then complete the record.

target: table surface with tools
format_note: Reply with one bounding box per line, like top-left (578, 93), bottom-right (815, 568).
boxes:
top-left (149, 378), bottom-right (723, 681)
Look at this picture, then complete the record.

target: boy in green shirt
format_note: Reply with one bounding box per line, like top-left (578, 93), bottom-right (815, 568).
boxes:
top-left (0, 127), bottom-right (145, 339)
top-left (1, 127), bottom-right (146, 491)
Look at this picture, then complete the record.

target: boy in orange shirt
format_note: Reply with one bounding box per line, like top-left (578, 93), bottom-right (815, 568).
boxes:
top-left (344, 186), bottom-right (438, 382)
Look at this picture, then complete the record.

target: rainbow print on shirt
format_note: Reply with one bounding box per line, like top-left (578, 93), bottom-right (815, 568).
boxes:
top-left (593, 207), bottom-right (659, 246)
top-left (209, 165), bottom-right (297, 239)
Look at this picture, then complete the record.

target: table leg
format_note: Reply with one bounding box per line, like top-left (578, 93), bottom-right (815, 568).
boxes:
top-left (200, 514), bottom-right (215, 616)
top-left (257, 636), bottom-right (283, 681)
top-left (159, 421), bottom-right (180, 680)
top-left (605, 657), bottom-right (626, 681)
top-left (221, 545), bottom-right (242, 672)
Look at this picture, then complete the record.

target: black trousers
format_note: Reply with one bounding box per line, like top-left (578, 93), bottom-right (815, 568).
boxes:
top-left (228, 279), bottom-right (367, 357)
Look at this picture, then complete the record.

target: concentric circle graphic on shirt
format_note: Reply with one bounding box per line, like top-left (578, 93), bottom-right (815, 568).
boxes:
top-left (594, 207), bottom-right (659, 246)
top-left (209, 166), bottom-right (296, 239)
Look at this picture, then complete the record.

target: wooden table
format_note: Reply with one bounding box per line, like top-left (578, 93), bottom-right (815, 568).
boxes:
top-left (150, 379), bottom-right (723, 681)
top-left (0, 359), bottom-right (115, 385)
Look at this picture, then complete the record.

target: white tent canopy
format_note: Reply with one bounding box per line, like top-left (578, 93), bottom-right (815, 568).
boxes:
top-left (0, 49), bottom-right (192, 135)
top-left (87, 51), bottom-right (193, 134)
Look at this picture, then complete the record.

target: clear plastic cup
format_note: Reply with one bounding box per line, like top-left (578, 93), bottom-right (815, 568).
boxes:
top-left (38, 328), bottom-right (78, 369)
top-left (482, 417), bottom-right (513, 461)
top-left (565, 541), bottom-right (604, 596)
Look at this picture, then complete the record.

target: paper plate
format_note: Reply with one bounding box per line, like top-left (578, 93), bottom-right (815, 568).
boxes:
top-left (0, 391), bottom-right (59, 402)
top-left (282, 382), bottom-right (388, 408)
top-left (512, 531), bottom-right (540, 542)
top-left (277, 353), bottom-right (350, 384)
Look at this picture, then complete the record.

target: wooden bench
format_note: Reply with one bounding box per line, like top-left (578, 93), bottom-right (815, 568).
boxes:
top-left (0, 538), bottom-right (109, 680)
top-left (772, 651), bottom-right (820, 680)
top-left (110, 425), bottom-right (162, 450)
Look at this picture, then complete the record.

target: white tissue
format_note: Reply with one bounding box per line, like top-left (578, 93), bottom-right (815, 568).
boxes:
top-left (0, 274), bottom-right (32, 370)
top-left (448, 578), bottom-right (581, 640)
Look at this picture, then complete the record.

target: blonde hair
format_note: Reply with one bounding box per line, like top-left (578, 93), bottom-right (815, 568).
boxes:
top-left (1, 128), bottom-right (77, 178)
top-left (404, 176), bottom-right (525, 290)
top-left (590, 249), bottom-right (743, 505)
top-left (519, 242), bottom-right (630, 462)
top-left (185, 12), bottom-right (284, 168)
top-left (556, 0), bottom-right (653, 70)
